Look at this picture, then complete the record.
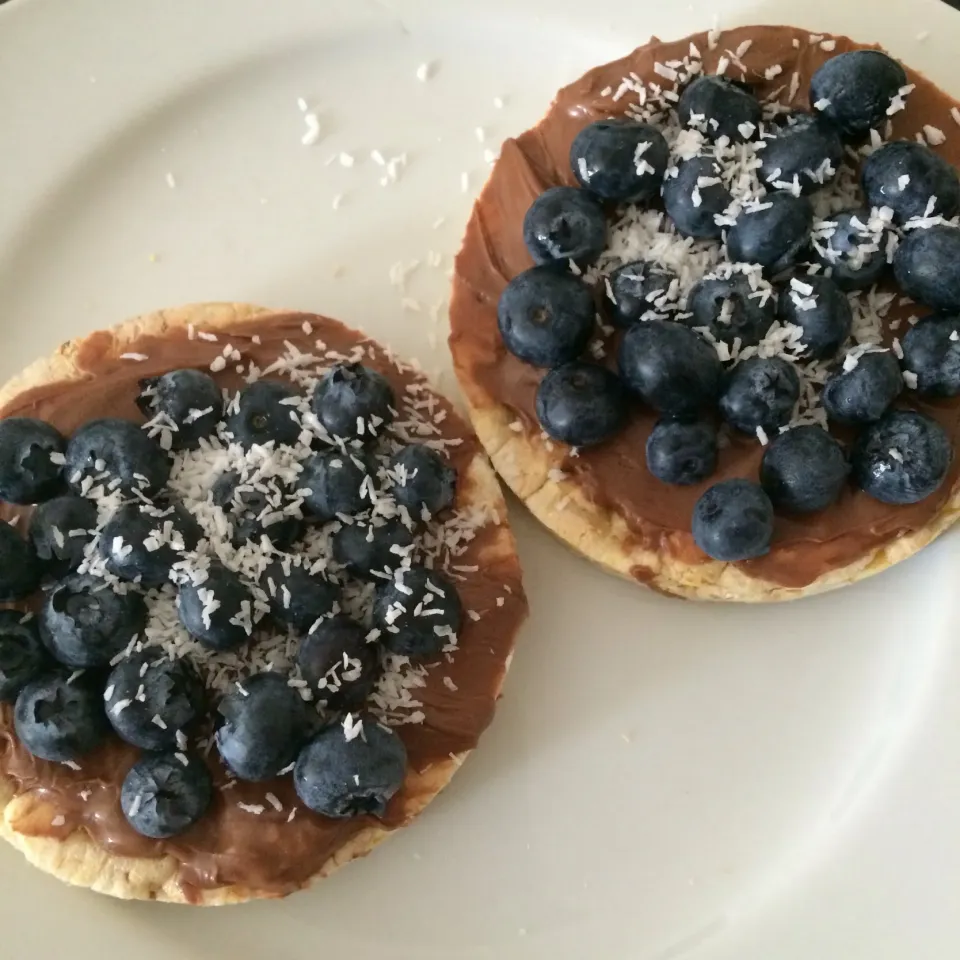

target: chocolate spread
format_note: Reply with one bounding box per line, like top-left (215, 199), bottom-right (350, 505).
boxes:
top-left (0, 311), bottom-right (527, 898)
top-left (450, 25), bottom-right (960, 589)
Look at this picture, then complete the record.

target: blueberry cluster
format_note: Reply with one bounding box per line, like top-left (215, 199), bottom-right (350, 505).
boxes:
top-left (499, 49), bottom-right (959, 563)
top-left (0, 356), bottom-right (462, 838)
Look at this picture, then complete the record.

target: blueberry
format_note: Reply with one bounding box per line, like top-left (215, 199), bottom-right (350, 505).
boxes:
top-left (760, 426), bottom-right (849, 513)
top-left (497, 266), bottom-right (595, 367)
top-left (900, 314), bottom-right (960, 397)
top-left (777, 274), bottom-right (852, 359)
top-left (822, 351), bottom-right (903, 424)
top-left (0, 611), bottom-right (47, 702)
top-left (301, 449), bottom-right (375, 521)
top-left (298, 615), bottom-right (381, 710)
top-left (216, 673), bottom-right (314, 781)
top-left (677, 75), bottom-right (762, 142)
top-left (0, 418), bottom-right (65, 504)
top-left (262, 558), bottom-right (340, 635)
top-left (726, 192), bottom-right (813, 274)
top-left (294, 716), bottom-right (407, 818)
top-left (852, 410), bottom-right (952, 504)
top-left (692, 479), bottom-right (774, 562)
top-left (719, 357), bottom-right (801, 435)
top-left (894, 225), bottom-right (960, 314)
top-left (759, 112), bottom-right (843, 194)
top-left (389, 444), bottom-right (457, 517)
top-left (662, 156), bottom-right (732, 239)
top-left (311, 363), bottom-right (395, 443)
top-left (137, 369), bottom-right (222, 450)
top-left (810, 50), bottom-right (908, 139)
top-left (105, 650), bottom-right (205, 751)
top-left (686, 272), bottom-right (776, 347)
top-left (862, 141), bottom-right (960, 224)
top-left (618, 320), bottom-right (722, 418)
top-left (606, 260), bottom-right (679, 327)
top-left (177, 562), bottom-right (253, 651)
top-left (0, 523), bottom-right (41, 601)
top-left (811, 209), bottom-right (891, 291)
top-left (522, 186), bottom-right (607, 265)
top-left (29, 495), bottom-right (97, 578)
top-left (212, 471), bottom-right (303, 549)
top-left (570, 119), bottom-right (669, 202)
top-left (40, 574), bottom-right (146, 668)
top-left (372, 565), bottom-right (461, 659)
top-left (227, 380), bottom-right (302, 449)
top-left (65, 418), bottom-right (170, 496)
top-left (645, 419), bottom-right (718, 486)
top-left (331, 517), bottom-right (415, 579)
top-left (534, 362), bottom-right (627, 447)
top-left (99, 502), bottom-right (202, 587)
top-left (120, 751), bottom-right (212, 839)
top-left (14, 673), bottom-right (108, 761)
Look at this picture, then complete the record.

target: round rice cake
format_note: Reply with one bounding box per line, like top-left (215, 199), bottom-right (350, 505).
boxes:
top-left (0, 302), bottom-right (526, 902)
top-left (449, 25), bottom-right (960, 602)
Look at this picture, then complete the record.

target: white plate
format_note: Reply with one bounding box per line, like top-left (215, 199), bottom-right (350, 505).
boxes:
top-left (1, 0), bottom-right (960, 956)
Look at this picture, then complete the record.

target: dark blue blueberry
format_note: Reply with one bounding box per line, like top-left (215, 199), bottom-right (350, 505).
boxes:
top-left (822, 351), bottom-right (903, 424)
top-left (853, 410), bottom-right (952, 505)
top-left (301, 449), bottom-right (375, 521)
top-left (14, 673), bottom-right (108, 762)
top-left (677, 75), bottom-right (762, 142)
top-left (570, 119), bottom-right (669, 202)
top-left (810, 51), bottom-right (908, 139)
top-left (777, 274), bottom-right (852, 359)
top-left (65, 418), bottom-right (170, 496)
top-left (105, 650), bottom-right (206, 751)
top-left (662, 156), bottom-right (732, 239)
top-left (606, 261), bottom-right (678, 327)
top-left (686, 272), bottom-right (776, 347)
top-left (177, 562), bottom-right (253, 652)
top-left (294, 716), bottom-right (407, 818)
top-left (373, 565), bottom-right (461, 660)
top-left (99, 502), bottom-right (202, 587)
top-left (534, 362), bottom-right (627, 447)
top-left (227, 380), bottom-right (302, 449)
top-left (331, 517), bottom-right (415, 580)
top-left (726, 192), bottom-right (813, 274)
top-left (618, 320), bottom-right (722, 418)
top-left (40, 574), bottom-right (146, 668)
top-left (216, 673), bottom-right (315, 782)
top-left (894, 225), bottom-right (960, 314)
top-left (901, 314), bottom-right (960, 397)
top-left (263, 557), bottom-right (340, 635)
top-left (0, 418), bottom-right (65, 504)
top-left (137, 369), bottom-right (223, 450)
top-left (298, 615), bottom-right (381, 710)
top-left (497, 266), bottom-right (595, 367)
top-left (29, 495), bottom-right (97, 578)
top-left (862, 141), bottom-right (960, 224)
top-left (522, 186), bottom-right (607, 265)
top-left (120, 751), bottom-right (212, 839)
top-left (645, 419), bottom-right (718, 486)
top-left (759, 112), bottom-right (843, 195)
top-left (0, 611), bottom-right (47, 703)
top-left (691, 479), bottom-right (774, 562)
top-left (212, 471), bottom-right (303, 549)
top-left (0, 523), bottom-right (41, 602)
top-left (311, 363), bottom-right (395, 443)
top-left (389, 444), bottom-right (457, 517)
top-left (811, 209), bottom-right (890, 291)
top-left (760, 426), bottom-right (849, 513)
top-left (719, 357), bottom-right (800, 435)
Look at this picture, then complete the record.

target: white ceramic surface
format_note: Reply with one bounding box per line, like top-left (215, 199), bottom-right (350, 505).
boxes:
top-left (1, 0), bottom-right (959, 956)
